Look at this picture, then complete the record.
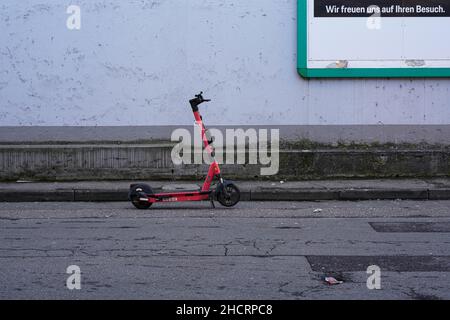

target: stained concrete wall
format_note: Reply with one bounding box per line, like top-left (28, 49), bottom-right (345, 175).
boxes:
top-left (1, 0), bottom-right (450, 129)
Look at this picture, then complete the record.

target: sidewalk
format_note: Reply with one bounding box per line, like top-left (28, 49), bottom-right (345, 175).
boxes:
top-left (0, 178), bottom-right (449, 202)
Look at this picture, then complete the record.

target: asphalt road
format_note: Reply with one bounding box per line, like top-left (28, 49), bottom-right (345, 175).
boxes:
top-left (1, 200), bottom-right (450, 300)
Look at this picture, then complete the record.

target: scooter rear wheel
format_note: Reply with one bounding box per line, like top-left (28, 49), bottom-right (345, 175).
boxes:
top-left (129, 184), bottom-right (153, 210)
top-left (217, 184), bottom-right (240, 207)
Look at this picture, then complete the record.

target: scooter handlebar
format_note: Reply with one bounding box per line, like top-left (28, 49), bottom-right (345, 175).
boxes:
top-left (195, 92), bottom-right (211, 102)
top-left (190, 92), bottom-right (211, 111)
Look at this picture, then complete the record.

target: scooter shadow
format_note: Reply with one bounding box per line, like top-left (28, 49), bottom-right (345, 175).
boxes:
top-left (125, 204), bottom-right (238, 211)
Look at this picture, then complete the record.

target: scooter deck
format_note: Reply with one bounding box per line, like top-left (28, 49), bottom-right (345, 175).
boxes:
top-left (147, 190), bottom-right (213, 203)
top-left (161, 184), bottom-right (202, 192)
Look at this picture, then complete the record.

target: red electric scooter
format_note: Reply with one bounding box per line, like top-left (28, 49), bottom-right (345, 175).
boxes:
top-left (129, 92), bottom-right (240, 209)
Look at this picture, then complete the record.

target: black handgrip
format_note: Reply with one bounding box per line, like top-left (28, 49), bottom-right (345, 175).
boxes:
top-left (190, 92), bottom-right (211, 112)
top-left (196, 92), bottom-right (204, 99)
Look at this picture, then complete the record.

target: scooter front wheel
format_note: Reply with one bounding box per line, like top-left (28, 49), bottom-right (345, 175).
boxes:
top-left (217, 184), bottom-right (240, 207)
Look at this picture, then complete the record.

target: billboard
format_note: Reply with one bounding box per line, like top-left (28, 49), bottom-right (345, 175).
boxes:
top-left (297, 0), bottom-right (450, 77)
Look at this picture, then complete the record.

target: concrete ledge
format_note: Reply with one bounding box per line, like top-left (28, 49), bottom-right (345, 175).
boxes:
top-left (0, 142), bottom-right (449, 181)
top-left (2, 125), bottom-right (450, 145)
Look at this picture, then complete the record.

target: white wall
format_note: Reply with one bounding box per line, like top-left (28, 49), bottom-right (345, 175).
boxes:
top-left (0, 0), bottom-right (449, 126)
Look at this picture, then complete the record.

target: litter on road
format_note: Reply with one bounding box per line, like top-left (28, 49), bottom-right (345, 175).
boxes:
top-left (325, 277), bottom-right (344, 285)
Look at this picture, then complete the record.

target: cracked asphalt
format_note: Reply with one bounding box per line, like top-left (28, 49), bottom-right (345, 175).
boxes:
top-left (1, 200), bottom-right (450, 300)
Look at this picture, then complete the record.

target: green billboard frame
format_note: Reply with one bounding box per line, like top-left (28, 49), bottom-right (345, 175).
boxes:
top-left (297, 0), bottom-right (450, 78)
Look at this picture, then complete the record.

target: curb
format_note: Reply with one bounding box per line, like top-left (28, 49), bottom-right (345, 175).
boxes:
top-left (251, 189), bottom-right (339, 201)
top-left (1, 188), bottom-right (450, 202)
top-left (338, 189), bottom-right (429, 201)
top-left (0, 190), bottom-right (75, 202)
